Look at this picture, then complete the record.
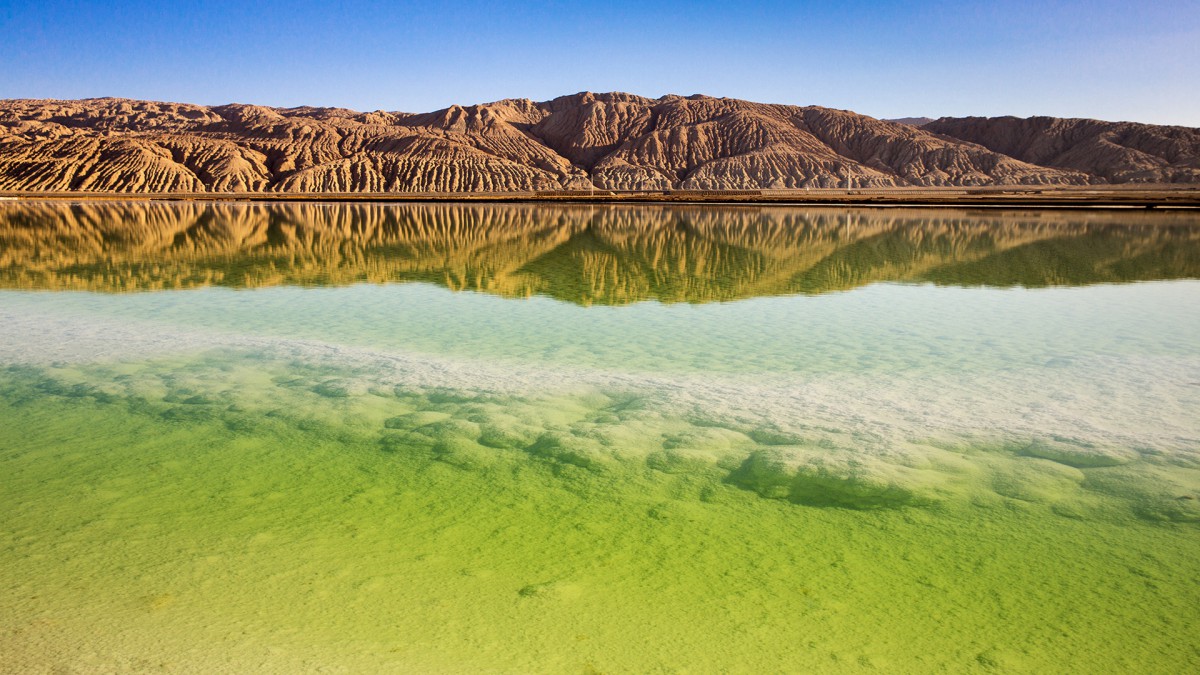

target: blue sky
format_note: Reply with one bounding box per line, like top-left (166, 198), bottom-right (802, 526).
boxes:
top-left (1, 0), bottom-right (1197, 125)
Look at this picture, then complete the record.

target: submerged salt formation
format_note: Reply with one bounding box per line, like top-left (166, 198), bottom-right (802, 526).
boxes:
top-left (2, 275), bottom-right (1196, 523)
top-left (1, 203), bottom-right (1198, 672)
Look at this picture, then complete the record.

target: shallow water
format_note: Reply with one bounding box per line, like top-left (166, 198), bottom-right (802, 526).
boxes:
top-left (1, 201), bottom-right (1198, 673)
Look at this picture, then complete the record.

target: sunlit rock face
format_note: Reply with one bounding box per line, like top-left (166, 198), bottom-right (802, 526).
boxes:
top-left (6, 93), bottom-right (1196, 193)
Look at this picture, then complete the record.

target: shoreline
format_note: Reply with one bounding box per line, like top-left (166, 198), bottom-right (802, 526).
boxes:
top-left (2, 186), bottom-right (1200, 209)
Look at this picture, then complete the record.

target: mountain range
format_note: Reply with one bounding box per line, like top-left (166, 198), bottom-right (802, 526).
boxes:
top-left (1, 92), bottom-right (1197, 192)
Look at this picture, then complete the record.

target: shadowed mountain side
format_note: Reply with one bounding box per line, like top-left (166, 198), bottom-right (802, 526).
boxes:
top-left (13, 93), bottom-right (1200, 192)
top-left (925, 116), bottom-right (1200, 184)
top-left (0, 202), bottom-right (1197, 301)
top-left (887, 117), bottom-right (935, 127)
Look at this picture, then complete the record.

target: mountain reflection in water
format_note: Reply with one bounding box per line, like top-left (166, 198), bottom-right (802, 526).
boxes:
top-left (1, 201), bottom-right (1197, 302)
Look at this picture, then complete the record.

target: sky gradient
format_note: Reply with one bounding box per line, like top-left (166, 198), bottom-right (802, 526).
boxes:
top-left (1, 0), bottom-right (1197, 125)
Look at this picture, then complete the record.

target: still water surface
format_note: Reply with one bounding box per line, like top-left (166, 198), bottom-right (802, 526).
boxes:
top-left (1, 201), bottom-right (1198, 673)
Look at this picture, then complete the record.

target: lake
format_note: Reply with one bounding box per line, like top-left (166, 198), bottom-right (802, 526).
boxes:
top-left (1, 201), bottom-right (1198, 673)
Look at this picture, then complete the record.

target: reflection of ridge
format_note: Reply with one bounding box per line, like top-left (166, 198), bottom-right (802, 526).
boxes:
top-left (0, 201), bottom-right (1197, 303)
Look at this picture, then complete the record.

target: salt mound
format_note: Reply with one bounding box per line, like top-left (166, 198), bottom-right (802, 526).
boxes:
top-left (1020, 437), bottom-right (1136, 468)
top-left (313, 379), bottom-right (370, 398)
top-left (528, 431), bottom-right (614, 471)
top-left (727, 448), bottom-right (941, 509)
top-left (432, 437), bottom-right (500, 470)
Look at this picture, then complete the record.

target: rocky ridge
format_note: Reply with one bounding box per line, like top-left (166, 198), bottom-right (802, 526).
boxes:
top-left (923, 115), bottom-right (1200, 184)
top-left (0, 93), bottom-right (1196, 192)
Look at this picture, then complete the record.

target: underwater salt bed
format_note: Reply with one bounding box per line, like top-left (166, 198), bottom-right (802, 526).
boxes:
top-left (1, 202), bottom-right (1199, 673)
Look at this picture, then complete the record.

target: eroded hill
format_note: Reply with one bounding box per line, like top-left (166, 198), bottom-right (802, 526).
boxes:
top-left (3, 93), bottom-right (1195, 193)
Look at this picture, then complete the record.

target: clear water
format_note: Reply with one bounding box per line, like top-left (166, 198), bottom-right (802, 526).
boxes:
top-left (1, 201), bottom-right (1198, 673)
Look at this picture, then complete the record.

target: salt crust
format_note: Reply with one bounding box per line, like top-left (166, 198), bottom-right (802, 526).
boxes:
top-left (3, 303), bottom-right (1197, 517)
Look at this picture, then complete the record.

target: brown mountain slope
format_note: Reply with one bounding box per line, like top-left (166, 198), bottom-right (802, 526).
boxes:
top-left (886, 117), bottom-right (934, 127)
top-left (925, 116), bottom-right (1200, 183)
top-left (1, 94), bottom-right (1194, 193)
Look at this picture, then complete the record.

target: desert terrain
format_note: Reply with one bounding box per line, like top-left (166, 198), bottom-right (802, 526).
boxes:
top-left (2, 93), bottom-right (1198, 204)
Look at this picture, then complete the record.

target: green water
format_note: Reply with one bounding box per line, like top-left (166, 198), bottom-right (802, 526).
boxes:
top-left (1, 202), bottom-right (1198, 673)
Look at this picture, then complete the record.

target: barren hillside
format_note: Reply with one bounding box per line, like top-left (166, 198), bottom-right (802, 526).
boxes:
top-left (0, 93), bottom-right (1195, 192)
top-left (924, 116), bottom-right (1200, 183)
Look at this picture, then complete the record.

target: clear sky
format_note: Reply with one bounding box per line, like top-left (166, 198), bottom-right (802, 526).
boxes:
top-left (1, 0), bottom-right (1197, 125)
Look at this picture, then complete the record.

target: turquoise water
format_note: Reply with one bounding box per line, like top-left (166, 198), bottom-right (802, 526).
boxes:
top-left (1, 201), bottom-right (1198, 673)
top-left (5, 279), bottom-right (1198, 374)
